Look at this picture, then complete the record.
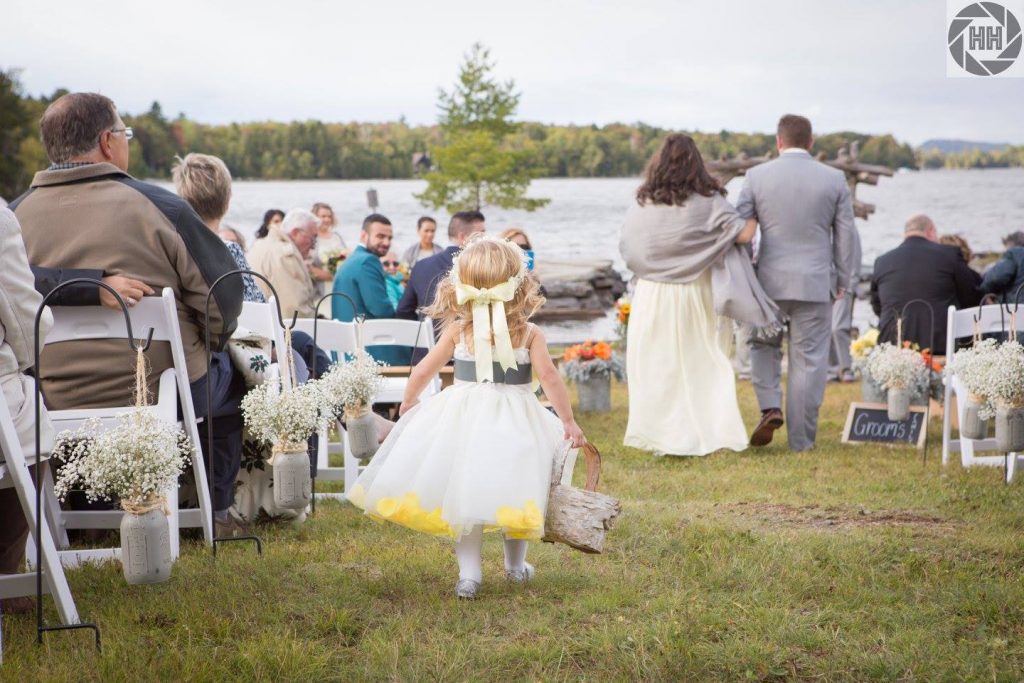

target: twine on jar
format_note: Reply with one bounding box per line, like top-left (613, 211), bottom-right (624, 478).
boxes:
top-left (121, 494), bottom-right (168, 516)
top-left (896, 317), bottom-right (903, 347)
top-left (283, 328), bottom-right (298, 391)
top-left (973, 319), bottom-right (982, 346)
top-left (1010, 310), bottom-right (1018, 342)
top-left (270, 440), bottom-right (307, 464)
top-left (133, 346), bottom-right (150, 409)
top-left (343, 402), bottom-right (371, 421)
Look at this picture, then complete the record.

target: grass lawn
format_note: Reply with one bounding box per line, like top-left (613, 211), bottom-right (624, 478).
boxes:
top-left (3, 380), bottom-right (1024, 681)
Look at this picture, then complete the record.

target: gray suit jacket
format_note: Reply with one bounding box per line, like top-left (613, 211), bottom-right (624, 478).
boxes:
top-left (735, 150), bottom-right (856, 303)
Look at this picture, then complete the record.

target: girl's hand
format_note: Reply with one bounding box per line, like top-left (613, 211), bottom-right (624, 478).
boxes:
top-left (563, 420), bottom-right (586, 448)
top-left (399, 399), bottom-right (419, 416)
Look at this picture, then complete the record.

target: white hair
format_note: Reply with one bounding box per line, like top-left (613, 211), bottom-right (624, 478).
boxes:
top-left (281, 208), bottom-right (320, 234)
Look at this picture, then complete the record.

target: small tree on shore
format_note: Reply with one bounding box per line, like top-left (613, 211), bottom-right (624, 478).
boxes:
top-left (416, 43), bottom-right (549, 213)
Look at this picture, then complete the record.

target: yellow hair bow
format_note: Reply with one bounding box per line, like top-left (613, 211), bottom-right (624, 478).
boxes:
top-left (454, 278), bottom-right (519, 382)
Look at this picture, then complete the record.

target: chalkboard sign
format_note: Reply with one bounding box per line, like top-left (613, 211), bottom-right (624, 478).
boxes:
top-left (841, 402), bottom-right (927, 448)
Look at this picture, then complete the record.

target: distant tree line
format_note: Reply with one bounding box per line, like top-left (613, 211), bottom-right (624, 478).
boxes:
top-left (1, 68), bottom-right (1019, 201)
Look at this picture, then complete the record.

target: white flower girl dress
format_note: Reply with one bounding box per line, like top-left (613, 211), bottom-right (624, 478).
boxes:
top-left (349, 326), bottom-right (563, 541)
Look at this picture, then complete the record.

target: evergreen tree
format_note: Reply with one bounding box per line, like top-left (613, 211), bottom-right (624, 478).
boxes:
top-left (416, 44), bottom-right (549, 212)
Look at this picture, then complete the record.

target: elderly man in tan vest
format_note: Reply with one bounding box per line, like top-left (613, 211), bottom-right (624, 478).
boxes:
top-left (247, 208), bottom-right (320, 319)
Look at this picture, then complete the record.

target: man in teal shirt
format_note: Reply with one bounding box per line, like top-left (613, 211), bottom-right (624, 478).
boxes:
top-left (332, 214), bottom-right (407, 366)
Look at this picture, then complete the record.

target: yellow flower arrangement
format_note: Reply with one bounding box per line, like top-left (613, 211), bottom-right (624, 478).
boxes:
top-left (850, 328), bottom-right (879, 361)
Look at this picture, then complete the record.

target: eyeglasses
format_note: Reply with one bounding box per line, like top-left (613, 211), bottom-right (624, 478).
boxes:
top-left (381, 261), bottom-right (400, 267)
top-left (108, 126), bottom-right (134, 141)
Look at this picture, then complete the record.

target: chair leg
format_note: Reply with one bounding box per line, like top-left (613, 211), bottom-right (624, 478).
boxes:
top-left (942, 385), bottom-right (953, 466)
top-left (1008, 453), bottom-right (1019, 484)
top-left (165, 484), bottom-right (180, 560)
top-left (343, 428), bottom-right (357, 497)
top-left (190, 445), bottom-right (214, 545)
top-left (42, 468), bottom-right (70, 550)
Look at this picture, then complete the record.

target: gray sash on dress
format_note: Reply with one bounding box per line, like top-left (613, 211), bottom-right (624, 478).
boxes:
top-left (453, 359), bottom-right (533, 385)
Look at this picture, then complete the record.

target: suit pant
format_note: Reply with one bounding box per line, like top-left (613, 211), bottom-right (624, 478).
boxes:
top-left (828, 291), bottom-right (855, 375)
top-left (188, 351), bottom-right (246, 512)
top-left (751, 300), bottom-right (832, 451)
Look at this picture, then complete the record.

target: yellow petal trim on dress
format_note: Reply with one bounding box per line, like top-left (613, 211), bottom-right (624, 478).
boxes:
top-left (495, 500), bottom-right (544, 540)
top-left (374, 492), bottom-right (452, 537)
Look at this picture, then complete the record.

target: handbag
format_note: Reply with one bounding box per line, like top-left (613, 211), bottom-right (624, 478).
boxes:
top-left (542, 442), bottom-right (621, 554)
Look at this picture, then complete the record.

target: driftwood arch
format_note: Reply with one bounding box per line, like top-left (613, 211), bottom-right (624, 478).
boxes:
top-left (707, 141), bottom-right (894, 220)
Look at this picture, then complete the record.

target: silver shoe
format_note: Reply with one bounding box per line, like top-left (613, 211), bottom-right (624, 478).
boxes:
top-left (505, 562), bottom-right (535, 583)
top-left (455, 579), bottom-right (480, 599)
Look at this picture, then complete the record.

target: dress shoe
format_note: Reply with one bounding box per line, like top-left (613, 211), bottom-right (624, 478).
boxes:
top-left (505, 562), bottom-right (535, 583)
top-left (455, 579), bottom-right (480, 599)
top-left (750, 408), bottom-right (784, 447)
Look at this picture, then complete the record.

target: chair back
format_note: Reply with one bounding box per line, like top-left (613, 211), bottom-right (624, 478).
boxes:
top-left (359, 318), bottom-right (435, 354)
top-left (292, 318), bottom-right (359, 377)
top-left (238, 297), bottom-right (293, 388)
top-left (946, 303), bottom-right (1024, 364)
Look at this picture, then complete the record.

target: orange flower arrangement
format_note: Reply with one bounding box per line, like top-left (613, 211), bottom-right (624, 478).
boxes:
top-left (563, 340), bottom-right (613, 363)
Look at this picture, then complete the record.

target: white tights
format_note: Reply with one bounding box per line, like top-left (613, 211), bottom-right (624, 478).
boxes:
top-left (454, 525), bottom-right (528, 582)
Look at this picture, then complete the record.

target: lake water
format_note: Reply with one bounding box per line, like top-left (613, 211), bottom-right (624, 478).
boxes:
top-left (162, 169), bottom-right (1024, 343)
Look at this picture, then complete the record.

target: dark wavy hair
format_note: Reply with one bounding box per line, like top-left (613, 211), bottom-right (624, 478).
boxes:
top-left (255, 208), bottom-right (284, 239)
top-left (636, 134), bottom-right (724, 206)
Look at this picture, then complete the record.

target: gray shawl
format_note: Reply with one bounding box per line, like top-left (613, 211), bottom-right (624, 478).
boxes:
top-left (619, 194), bottom-right (785, 334)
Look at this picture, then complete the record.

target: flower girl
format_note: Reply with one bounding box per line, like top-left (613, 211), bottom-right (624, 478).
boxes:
top-left (349, 235), bottom-right (586, 598)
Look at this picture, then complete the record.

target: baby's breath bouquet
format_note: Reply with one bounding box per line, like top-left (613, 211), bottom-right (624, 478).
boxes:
top-left (241, 381), bottom-right (327, 452)
top-left (52, 411), bottom-right (191, 511)
top-left (863, 343), bottom-right (928, 392)
top-left (316, 351), bottom-right (385, 413)
top-left (981, 341), bottom-right (1024, 410)
top-left (315, 351), bottom-right (385, 461)
top-left (946, 337), bottom-right (1001, 419)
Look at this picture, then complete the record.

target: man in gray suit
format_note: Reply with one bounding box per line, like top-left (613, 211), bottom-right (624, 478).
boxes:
top-left (736, 114), bottom-right (856, 451)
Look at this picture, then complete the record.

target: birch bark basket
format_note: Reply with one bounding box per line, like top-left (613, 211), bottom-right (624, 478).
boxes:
top-left (543, 442), bottom-right (622, 554)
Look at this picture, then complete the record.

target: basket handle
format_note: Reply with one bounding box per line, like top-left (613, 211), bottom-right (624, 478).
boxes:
top-left (554, 441), bottom-right (602, 491)
top-left (581, 442), bottom-right (601, 492)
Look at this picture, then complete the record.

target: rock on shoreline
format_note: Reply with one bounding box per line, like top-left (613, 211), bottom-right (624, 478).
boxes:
top-left (534, 259), bottom-right (627, 320)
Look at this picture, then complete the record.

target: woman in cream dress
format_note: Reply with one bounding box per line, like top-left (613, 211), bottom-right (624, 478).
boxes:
top-left (620, 134), bottom-right (768, 456)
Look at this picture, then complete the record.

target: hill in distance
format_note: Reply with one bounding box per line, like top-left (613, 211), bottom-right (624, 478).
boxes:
top-left (918, 139), bottom-right (1012, 153)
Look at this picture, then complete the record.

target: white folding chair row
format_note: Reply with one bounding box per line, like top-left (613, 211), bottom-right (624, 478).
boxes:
top-left (293, 317), bottom-right (440, 498)
top-left (942, 303), bottom-right (1024, 482)
top-left (0, 383), bottom-right (79, 627)
top-left (238, 297), bottom-right (293, 390)
top-left (42, 288), bottom-right (214, 561)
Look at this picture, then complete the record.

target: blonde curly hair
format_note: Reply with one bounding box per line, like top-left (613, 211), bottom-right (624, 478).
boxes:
top-left (424, 235), bottom-right (545, 348)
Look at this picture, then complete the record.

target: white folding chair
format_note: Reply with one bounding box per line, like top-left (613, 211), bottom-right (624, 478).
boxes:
top-left (942, 304), bottom-right (1024, 482)
top-left (43, 288), bottom-right (214, 560)
top-left (238, 297), bottom-right (293, 390)
top-left (360, 318), bottom-right (441, 403)
top-left (0, 383), bottom-right (79, 627)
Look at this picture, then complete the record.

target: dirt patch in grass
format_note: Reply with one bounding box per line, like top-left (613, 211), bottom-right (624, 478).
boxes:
top-left (717, 502), bottom-right (957, 531)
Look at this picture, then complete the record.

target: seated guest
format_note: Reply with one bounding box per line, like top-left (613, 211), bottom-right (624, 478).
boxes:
top-left (870, 214), bottom-right (982, 355)
top-left (332, 214), bottom-right (406, 365)
top-left (172, 154), bottom-right (329, 375)
top-left (381, 250), bottom-right (405, 308)
top-left (0, 208), bottom-right (54, 614)
top-left (397, 211), bottom-right (486, 323)
top-left (981, 229), bottom-right (1024, 303)
top-left (501, 227), bottom-right (532, 251)
top-left (246, 208), bottom-right (320, 319)
top-left (172, 153), bottom-right (266, 305)
top-left (255, 208), bottom-right (284, 240)
top-left (219, 225), bottom-right (246, 249)
top-left (9, 92), bottom-right (246, 537)
top-left (401, 216), bottom-right (443, 266)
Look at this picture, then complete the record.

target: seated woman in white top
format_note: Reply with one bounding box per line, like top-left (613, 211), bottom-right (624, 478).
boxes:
top-left (0, 207), bottom-right (54, 611)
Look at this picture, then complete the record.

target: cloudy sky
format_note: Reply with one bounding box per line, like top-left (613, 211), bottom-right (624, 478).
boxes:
top-left (4, 0), bottom-right (1023, 144)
